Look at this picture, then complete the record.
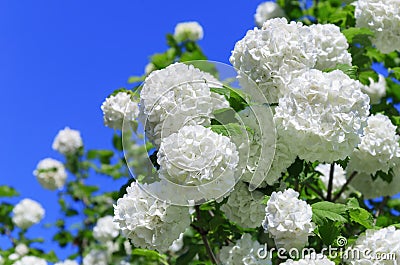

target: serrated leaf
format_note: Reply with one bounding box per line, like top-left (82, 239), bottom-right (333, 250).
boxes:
top-left (0, 186), bottom-right (19, 197)
top-left (317, 222), bottom-right (342, 245)
top-left (210, 85), bottom-right (248, 112)
top-left (348, 208), bottom-right (374, 228)
top-left (312, 201), bottom-right (348, 225)
top-left (342, 27), bottom-right (374, 43)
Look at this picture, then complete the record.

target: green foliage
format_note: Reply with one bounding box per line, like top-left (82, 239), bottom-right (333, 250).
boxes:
top-left (0, 185), bottom-right (19, 197)
top-left (312, 201), bottom-right (348, 225)
top-left (210, 84), bottom-right (249, 112)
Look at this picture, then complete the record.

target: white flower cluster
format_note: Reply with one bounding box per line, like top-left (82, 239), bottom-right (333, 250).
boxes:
top-left (82, 250), bottom-right (108, 265)
top-left (93, 215), bottom-right (119, 243)
top-left (54, 260), bottom-right (79, 265)
top-left (348, 114), bottom-right (400, 175)
top-left (157, 125), bottom-right (239, 202)
top-left (139, 63), bottom-right (228, 147)
top-left (281, 254), bottom-right (334, 265)
top-left (168, 232), bottom-right (185, 253)
top-left (12, 256), bottom-right (47, 265)
top-left (33, 158), bottom-right (67, 190)
top-left (348, 226), bottom-right (400, 264)
top-left (230, 18), bottom-right (352, 103)
top-left (309, 24), bottom-right (352, 70)
top-left (350, 163), bottom-right (400, 199)
top-left (219, 234), bottom-right (270, 265)
top-left (315, 164), bottom-right (348, 199)
top-left (101, 92), bottom-right (139, 130)
top-left (174, 21), bottom-right (203, 42)
top-left (263, 189), bottom-right (314, 250)
top-left (254, 2), bottom-right (285, 27)
top-left (362, 74), bottom-right (386, 104)
top-left (113, 181), bottom-right (191, 252)
top-left (0, 256), bottom-right (3, 265)
top-left (9, 244), bottom-right (29, 261)
top-left (355, 0), bottom-right (400, 53)
top-left (274, 69), bottom-right (370, 163)
top-left (52, 127), bottom-right (83, 155)
top-left (230, 18), bottom-right (316, 103)
top-left (220, 182), bottom-right (265, 228)
top-left (12, 198), bottom-right (45, 229)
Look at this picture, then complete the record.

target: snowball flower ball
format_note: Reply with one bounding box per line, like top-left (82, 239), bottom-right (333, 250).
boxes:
top-left (230, 17), bottom-right (316, 103)
top-left (350, 163), bottom-right (400, 199)
top-left (280, 254), bottom-right (335, 265)
top-left (101, 92), bottom-right (139, 130)
top-left (139, 62), bottom-right (228, 147)
top-left (348, 114), bottom-right (400, 175)
top-left (274, 69), bottom-right (370, 163)
top-left (52, 127), bottom-right (83, 155)
top-left (310, 23), bottom-right (352, 70)
top-left (157, 125), bottom-right (239, 202)
top-left (93, 215), bottom-right (119, 243)
top-left (55, 260), bottom-right (79, 265)
top-left (113, 181), bottom-right (191, 252)
top-left (33, 158), bottom-right (67, 190)
top-left (348, 226), bottom-right (400, 264)
top-left (362, 74), bottom-right (386, 104)
top-left (9, 243), bottom-right (29, 261)
top-left (219, 234), bottom-right (270, 265)
top-left (82, 250), bottom-right (108, 265)
top-left (174, 21), bottom-right (203, 42)
top-left (220, 182), bottom-right (265, 228)
top-left (12, 256), bottom-right (47, 265)
top-left (355, 0), bottom-right (400, 53)
top-left (12, 198), bottom-right (45, 229)
top-left (263, 189), bottom-right (314, 250)
top-left (254, 2), bottom-right (285, 27)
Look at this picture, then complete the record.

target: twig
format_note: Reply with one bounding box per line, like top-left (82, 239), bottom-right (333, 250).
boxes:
top-left (326, 163), bottom-right (335, 201)
top-left (192, 205), bottom-right (219, 264)
top-left (332, 171), bottom-right (358, 202)
top-left (306, 184), bottom-right (325, 200)
top-left (375, 196), bottom-right (389, 219)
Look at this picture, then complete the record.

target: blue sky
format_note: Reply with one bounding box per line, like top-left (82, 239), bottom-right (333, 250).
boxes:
top-left (0, 0), bottom-right (264, 259)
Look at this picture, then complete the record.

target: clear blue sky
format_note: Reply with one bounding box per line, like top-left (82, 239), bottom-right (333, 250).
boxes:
top-left (0, 0), bottom-right (264, 259)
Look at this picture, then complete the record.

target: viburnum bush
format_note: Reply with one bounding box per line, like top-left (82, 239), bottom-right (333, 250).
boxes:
top-left (2, 0), bottom-right (400, 264)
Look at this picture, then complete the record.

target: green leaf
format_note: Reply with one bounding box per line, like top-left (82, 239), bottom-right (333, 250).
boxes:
top-left (348, 208), bottom-right (374, 229)
top-left (317, 221), bottom-right (342, 245)
top-left (87, 149), bottom-right (114, 164)
top-left (390, 67), bottom-right (400, 80)
top-left (127, 76), bottom-right (145, 84)
top-left (176, 245), bottom-right (200, 265)
top-left (0, 186), bottom-right (19, 197)
top-left (210, 84), bottom-right (248, 112)
top-left (209, 123), bottom-right (246, 137)
top-left (312, 201), bottom-right (348, 225)
top-left (324, 64), bottom-right (359, 80)
top-left (342, 27), bottom-right (374, 43)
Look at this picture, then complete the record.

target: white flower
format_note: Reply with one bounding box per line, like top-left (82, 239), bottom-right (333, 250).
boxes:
top-left (362, 74), bottom-right (387, 104)
top-left (12, 199), bottom-right (45, 229)
top-left (219, 234), bottom-right (270, 265)
top-left (281, 254), bottom-right (335, 265)
top-left (101, 92), bottom-right (139, 130)
top-left (350, 163), bottom-right (400, 199)
top-left (355, 0), bottom-right (400, 53)
top-left (274, 69), bottom-right (370, 163)
top-left (93, 215), bottom-right (119, 243)
top-left (139, 62), bottom-right (228, 147)
top-left (12, 256), bottom-right (47, 265)
top-left (174, 21), bottom-right (203, 42)
top-left (82, 250), bottom-right (108, 265)
top-left (263, 189), bottom-right (314, 250)
top-left (220, 182), bottom-right (265, 228)
top-left (315, 163), bottom-right (349, 199)
top-left (310, 23), bottom-right (352, 70)
top-left (0, 256), bottom-right (3, 265)
top-left (52, 127), bottom-right (83, 155)
top-left (254, 2), bottom-right (285, 27)
top-left (168, 232), bottom-right (185, 253)
top-left (230, 18), bottom-right (316, 103)
top-left (33, 158), bottom-right (67, 190)
top-left (9, 243), bottom-right (29, 261)
top-left (157, 125), bottom-right (239, 203)
top-left (54, 260), bottom-right (79, 265)
top-left (113, 181), bottom-right (191, 252)
top-left (348, 114), bottom-right (400, 175)
top-left (347, 226), bottom-right (400, 264)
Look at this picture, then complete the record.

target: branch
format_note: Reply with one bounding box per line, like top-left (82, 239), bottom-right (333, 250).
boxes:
top-left (374, 196), bottom-right (389, 219)
top-left (326, 163), bottom-right (335, 201)
top-left (332, 171), bottom-right (358, 202)
top-left (192, 205), bottom-right (219, 264)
